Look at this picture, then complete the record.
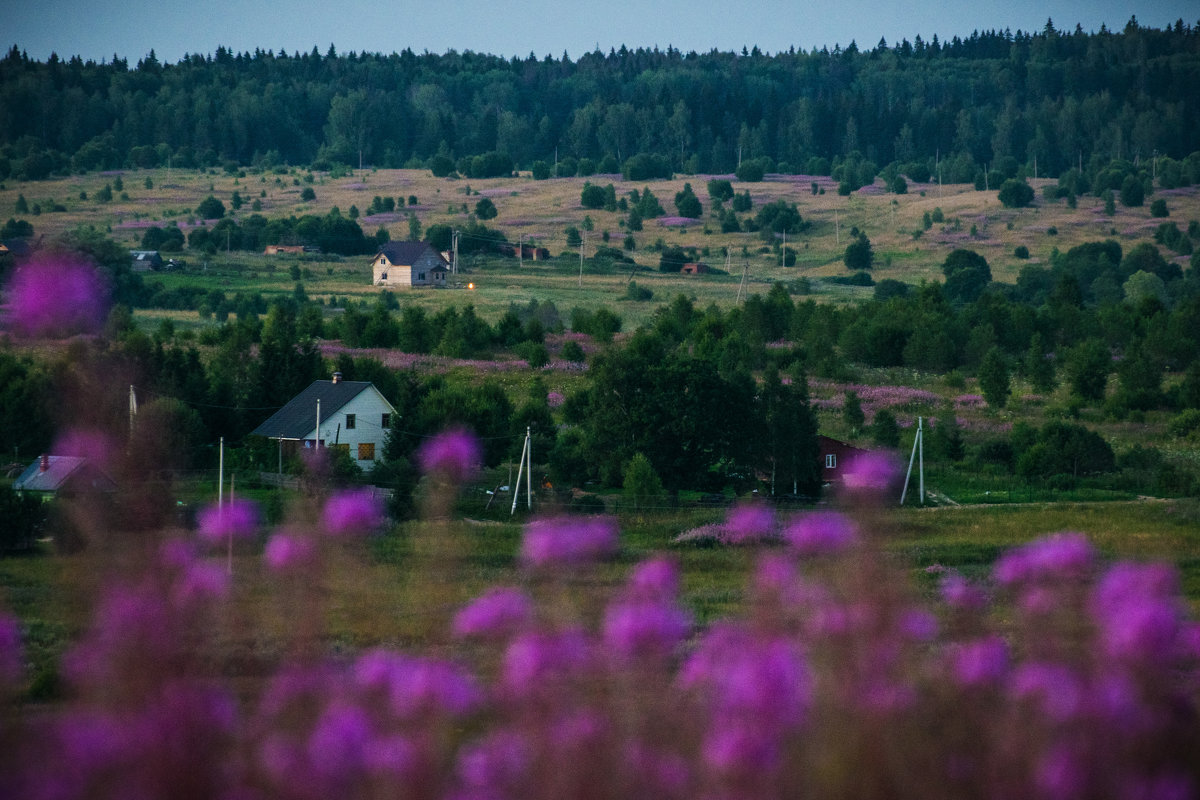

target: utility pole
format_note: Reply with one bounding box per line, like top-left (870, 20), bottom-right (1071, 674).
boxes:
top-left (510, 427), bottom-right (533, 514)
top-left (518, 234), bottom-right (524, 268)
top-left (579, 231), bottom-right (586, 287)
top-left (451, 230), bottom-right (460, 276)
top-left (900, 417), bottom-right (925, 506)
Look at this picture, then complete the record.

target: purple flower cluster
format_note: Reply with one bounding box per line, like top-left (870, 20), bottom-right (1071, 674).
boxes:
top-left (196, 498), bottom-right (260, 545)
top-left (418, 428), bottom-right (481, 484)
top-left (4, 488), bottom-right (1200, 800)
top-left (3, 255), bottom-right (110, 337)
top-left (519, 515), bottom-right (619, 566)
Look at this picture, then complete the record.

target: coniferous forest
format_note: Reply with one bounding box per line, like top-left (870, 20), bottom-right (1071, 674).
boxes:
top-left (1, 17), bottom-right (1199, 180)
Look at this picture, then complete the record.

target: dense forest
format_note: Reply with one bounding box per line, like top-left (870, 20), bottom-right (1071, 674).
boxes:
top-left (2, 17), bottom-right (1199, 182)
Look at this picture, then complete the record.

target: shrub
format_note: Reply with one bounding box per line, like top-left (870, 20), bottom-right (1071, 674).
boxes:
top-left (1014, 245), bottom-right (1030, 259)
top-left (997, 179), bottom-right (1034, 208)
top-left (1150, 198), bottom-right (1169, 218)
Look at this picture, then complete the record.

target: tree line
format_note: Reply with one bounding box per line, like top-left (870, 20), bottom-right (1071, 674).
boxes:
top-left (2, 17), bottom-right (1199, 182)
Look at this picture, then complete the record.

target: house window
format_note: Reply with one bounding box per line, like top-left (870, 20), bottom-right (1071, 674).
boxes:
top-left (380, 271), bottom-right (387, 280)
top-left (826, 454), bottom-right (837, 469)
top-left (381, 413), bottom-right (391, 429)
top-left (345, 414), bottom-right (356, 430)
top-left (358, 442), bottom-right (375, 461)
top-left (418, 272), bottom-right (426, 281)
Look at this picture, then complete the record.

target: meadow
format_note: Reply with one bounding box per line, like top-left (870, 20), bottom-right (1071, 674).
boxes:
top-left (6, 166), bottom-right (1197, 331)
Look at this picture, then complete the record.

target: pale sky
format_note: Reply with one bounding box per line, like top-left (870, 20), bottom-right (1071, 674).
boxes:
top-left (2, 0), bottom-right (1197, 64)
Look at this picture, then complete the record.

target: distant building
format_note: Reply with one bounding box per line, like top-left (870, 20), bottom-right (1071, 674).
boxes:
top-left (250, 372), bottom-right (397, 470)
top-left (130, 250), bottom-right (163, 271)
top-left (264, 244), bottom-right (308, 255)
top-left (371, 242), bottom-right (449, 288)
top-left (680, 262), bottom-right (710, 274)
top-left (817, 435), bottom-right (871, 484)
top-left (13, 454), bottom-right (117, 499)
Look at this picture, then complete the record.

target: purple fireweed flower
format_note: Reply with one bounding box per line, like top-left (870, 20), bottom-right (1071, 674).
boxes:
top-left (307, 703), bottom-right (374, 780)
top-left (502, 629), bottom-right (592, 694)
top-left (994, 532), bottom-right (1095, 585)
top-left (264, 531), bottom-right (317, 572)
top-left (418, 427), bottom-right (481, 483)
top-left (724, 503), bottom-right (775, 544)
top-left (355, 649), bottom-right (484, 720)
top-left (682, 624), bottom-right (811, 730)
top-left (4, 255), bottom-right (109, 337)
top-left (519, 515), bottom-right (619, 567)
top-left (940, 572), bottom-right (987, 610)
top-left (171, 559), bottom-right (231, 605)
top-left (455, 730), bottom-right (532, 795)
top-left (321, 488), bottom-right (385, 536)
top-left (0, 612), bottom-right (22, 687)
top-left (452, 587), bottom-right (535, 639)
top-left (842, 450), bottom-right (901, 494)
top-left (947, 635), bottom-right (1009, 687)
top-left (702, 723), bottom-right (781, 775)
top-left (196, 498), bottom-right (259, 545)
top-left (783, 510), bottom-right (858, 556)
top-left (753, 553), bottom-right (798, 597)
top-left (626, 556), bottom-right (681, 600)
top-left (602, 596), bottom-right (691, 660)
top-left (1010, 662), bottom-right (1085, 722)
top-left (1091, 561), bottom-right (1183, 666)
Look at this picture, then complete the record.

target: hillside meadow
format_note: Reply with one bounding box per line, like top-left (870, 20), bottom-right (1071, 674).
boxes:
top-left (4, 166), bottom-right (1198, 329)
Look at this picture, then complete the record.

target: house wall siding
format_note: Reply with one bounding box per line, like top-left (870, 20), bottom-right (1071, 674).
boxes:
top-left (302, 388), bottom-right (395, 467)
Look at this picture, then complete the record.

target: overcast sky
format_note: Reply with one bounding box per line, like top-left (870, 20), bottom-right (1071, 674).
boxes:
top-left (3, 0), bottom-right (1197, 64)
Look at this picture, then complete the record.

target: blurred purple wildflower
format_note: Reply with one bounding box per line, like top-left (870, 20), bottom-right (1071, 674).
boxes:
top-left (723, 503), bottom-right (775, 544)
top-left (453, 587), bottom-right (535, 639)
top-left (306, 702), bottom-right (374, 780)
top-left (502, 629), bottom-right (592, 695)
top-left (4, 255), bottom-right (109, 337)
top-left (418, 427), bottom-right (481, 482)
top-left (196, 498), bottom-right (260, 545)
top-left (940, 572), bottom-right (987, 610)
top-left (783, 510), bottom-right (858, 555)
top-left (842, 451), bottom-right (901, 494)
top-left (603, 596), bottom-right (691, 660)
top-left (947, 635), bottom-right (1009, 687)
top-left (264, 531), bottom-right (317, 572)
top-left (455, 730), bottom-right (532, 796)
top-left (1010, 662), bottom-right (1085, 722)
top-left (626, 556), bottom-right (681, 600)
top-left (354, 651), bottom-right (482, 718)
top-left (1091, 561), bottom-right (1183, 666)
top-left (520, 515), bottom-right (619, 567)
top-left (51, 427), bottom-right (119, 471)
top-left (994, 532), bottom-right (1095, 585)
top-left (321, 488), bottom-right (385, 536)
top-left (0, 612), bottom-right (22, 687)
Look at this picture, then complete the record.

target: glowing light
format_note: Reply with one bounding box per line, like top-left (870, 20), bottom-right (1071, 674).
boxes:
top-left (468, 282), bottom-right (476, 290)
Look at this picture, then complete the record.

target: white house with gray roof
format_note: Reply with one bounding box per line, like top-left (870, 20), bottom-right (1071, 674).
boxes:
top-left (250, 373), bottom-right (396, 469)
top-left (371, 242), bottom-right (448, 288)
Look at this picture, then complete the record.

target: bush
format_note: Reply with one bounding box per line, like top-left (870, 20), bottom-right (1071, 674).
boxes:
top-left (1150, 198), bottom-right (1169, 218)
top-left (1013, 245), bottom-right (1030, 259)
top-left (997, 179), bottom-right (1034, 208)
top-left (734, 158), bottom-right (767, 182)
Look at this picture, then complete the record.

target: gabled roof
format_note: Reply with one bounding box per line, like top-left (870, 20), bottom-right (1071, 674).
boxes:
top-left (14, 455), bottom-right (116, 493)
top-left (375, 241), bottom-right (448, 268)
top-left (250, 380), bottom-right (394, 440)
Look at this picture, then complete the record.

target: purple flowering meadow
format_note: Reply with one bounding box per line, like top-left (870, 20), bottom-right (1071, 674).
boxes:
top-left (3, 431), bottom-right (1200, 800)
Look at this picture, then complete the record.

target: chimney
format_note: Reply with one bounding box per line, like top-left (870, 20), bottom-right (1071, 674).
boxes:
top-left (332, 371), bottom-right (342, 384)
top-left (39, 454), bottom-right (49, 472)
